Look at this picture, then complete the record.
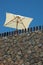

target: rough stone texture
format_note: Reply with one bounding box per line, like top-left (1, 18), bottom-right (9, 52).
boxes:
top-left (0, 31), bottom-right (43, 65)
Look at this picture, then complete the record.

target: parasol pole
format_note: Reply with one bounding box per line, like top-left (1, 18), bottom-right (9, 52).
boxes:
top-left (16, 20), bottom-right (19, 34)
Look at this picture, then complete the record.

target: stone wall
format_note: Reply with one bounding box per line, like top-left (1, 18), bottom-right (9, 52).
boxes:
top-left (0, 31), bottom-right (43, 65)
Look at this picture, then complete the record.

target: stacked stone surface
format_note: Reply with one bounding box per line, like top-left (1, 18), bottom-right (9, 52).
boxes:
top-left (0, 31), bottom-right (43, 65)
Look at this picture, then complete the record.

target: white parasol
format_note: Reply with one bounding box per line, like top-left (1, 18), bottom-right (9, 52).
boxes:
top-left (4, 12), bottom-right (33, 30)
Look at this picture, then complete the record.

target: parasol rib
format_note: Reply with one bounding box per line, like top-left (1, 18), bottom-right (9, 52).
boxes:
top-left (5, 17), bottom-right (17, 25)
top-left (20, 22), bottom-right (26, 29)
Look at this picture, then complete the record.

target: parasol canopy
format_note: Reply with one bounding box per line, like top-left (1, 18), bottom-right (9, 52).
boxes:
top-left (4, 13), bottom-right (33, 30)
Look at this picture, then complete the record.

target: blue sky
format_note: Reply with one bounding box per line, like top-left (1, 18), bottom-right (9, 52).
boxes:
top-left (0, 0), bottom-right (43, 33)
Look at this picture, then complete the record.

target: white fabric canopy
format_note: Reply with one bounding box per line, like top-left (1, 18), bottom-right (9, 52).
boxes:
top-left (4, 13), bottom-right (33, 30)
